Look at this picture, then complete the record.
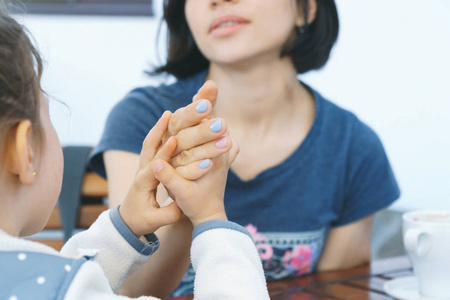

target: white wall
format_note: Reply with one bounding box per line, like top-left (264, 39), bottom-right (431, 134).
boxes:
top-left (15, 0), bottom-right (450, 211)
top-left (301, 1), bottom-right (450, 211)
top-left (16, 14), bottom-right (164, 146)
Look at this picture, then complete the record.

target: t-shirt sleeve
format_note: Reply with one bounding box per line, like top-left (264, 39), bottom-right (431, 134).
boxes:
top-left (89, 88), bottom-right (165, 179)
top-left (332, 120), bottom-right (401, 227)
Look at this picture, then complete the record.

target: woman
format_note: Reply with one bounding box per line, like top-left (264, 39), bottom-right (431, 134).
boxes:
top-left (90, 0), bottom-right (400, 297)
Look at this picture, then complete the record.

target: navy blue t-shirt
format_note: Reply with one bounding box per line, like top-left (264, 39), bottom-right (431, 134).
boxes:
top-left (90, 71), bottom-right (400, 295)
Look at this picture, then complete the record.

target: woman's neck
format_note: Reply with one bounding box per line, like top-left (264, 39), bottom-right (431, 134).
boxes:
top-left (206, 57), bottom-right (310, 130)
top-left (205, 57), bottom-right (316, 180)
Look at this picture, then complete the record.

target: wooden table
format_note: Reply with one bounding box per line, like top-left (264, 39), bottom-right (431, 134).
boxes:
top-left (167, 256), bottom-right (412, 299)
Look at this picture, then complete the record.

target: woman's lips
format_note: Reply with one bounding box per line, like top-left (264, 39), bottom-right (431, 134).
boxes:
top-left (209, 15), bottom-right (250, 37)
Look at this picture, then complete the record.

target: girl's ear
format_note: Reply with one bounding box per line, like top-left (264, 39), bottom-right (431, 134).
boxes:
top-left (295, 0), bottom-right (318, 27)
top-left (7, 120), bottom-right (36, 185)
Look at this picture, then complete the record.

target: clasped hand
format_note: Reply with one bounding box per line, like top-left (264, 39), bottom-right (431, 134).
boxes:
top-left (119, 81), bottom-right (238, 237)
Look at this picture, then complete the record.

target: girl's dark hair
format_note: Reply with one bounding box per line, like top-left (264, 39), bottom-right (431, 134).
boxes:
top-left (153, 0), bottom-right (339, 79)
top-left (0, 12), bottom-right (44, 163)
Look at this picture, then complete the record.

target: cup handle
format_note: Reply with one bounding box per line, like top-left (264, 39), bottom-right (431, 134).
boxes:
top-left (404, 228), bottom-right (432, 258)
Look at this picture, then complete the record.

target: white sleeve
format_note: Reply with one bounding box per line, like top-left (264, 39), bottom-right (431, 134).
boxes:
top-left (63, 261), bottom-right (160, 300)
top-left (60, 206), bottom-right (159, 293)
top-left (191, 220), bottom-right (269, 300)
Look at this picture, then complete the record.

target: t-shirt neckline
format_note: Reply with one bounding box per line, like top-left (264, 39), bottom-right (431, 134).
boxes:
top-left (191, 72), bottom-right (324, 187)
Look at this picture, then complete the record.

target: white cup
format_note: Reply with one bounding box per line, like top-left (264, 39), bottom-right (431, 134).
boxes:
top-left (403, 210), bottom-right (450, 298)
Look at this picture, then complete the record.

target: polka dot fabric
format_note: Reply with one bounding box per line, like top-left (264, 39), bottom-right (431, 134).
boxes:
top-left (0, 251), bottom-right (89, 300)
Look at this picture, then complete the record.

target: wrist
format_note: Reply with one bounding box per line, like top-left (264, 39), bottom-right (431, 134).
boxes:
top-left (191, 211), bottom-right (228, 228)
top-left (118, 204), bottom-right (144, 238)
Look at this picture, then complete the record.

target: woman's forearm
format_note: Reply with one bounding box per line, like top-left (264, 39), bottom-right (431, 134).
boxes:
top-left (317, 215), bottom-right (373, 272)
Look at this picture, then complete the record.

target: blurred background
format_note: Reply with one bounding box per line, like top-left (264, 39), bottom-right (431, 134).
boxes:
top-left (12, 0), bottom-right (450, 214)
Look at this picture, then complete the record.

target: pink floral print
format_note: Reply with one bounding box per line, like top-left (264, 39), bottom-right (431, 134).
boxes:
top-left (246, 224), bottom-right (273, 260)
top-left (244, 224), bottom-right (323, 280)
top-left (282, 245), bottom-right (313, 275)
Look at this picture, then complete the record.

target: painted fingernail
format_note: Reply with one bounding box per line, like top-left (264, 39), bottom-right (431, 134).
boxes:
top-left (196, 100), bottom-right (208, 113)
top-left (152, 161), bottom-right (164, 173)
top-left (209, 119), bottom-right (222, 132)
top-left (215, 136), bottom-right (228, 148)
top-left (199, 159), bottom-right (210, 169)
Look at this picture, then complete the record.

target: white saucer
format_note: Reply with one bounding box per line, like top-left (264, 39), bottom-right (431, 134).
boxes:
top-left (384, 276), bottom-right (450, 300)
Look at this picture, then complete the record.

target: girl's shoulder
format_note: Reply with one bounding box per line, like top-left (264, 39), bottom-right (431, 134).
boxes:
top-left (0, 250), bottom-right (89, 300)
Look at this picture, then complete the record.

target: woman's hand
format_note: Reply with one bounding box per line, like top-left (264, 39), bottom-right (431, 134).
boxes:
top-left (152, 137), bottom-right (234, 228)
top-left (164, 80), bottom-right (218, 143)
top-left (164, 80), bottom-right (238, 172)
top-left (158, 80), bottom-right (238, 203)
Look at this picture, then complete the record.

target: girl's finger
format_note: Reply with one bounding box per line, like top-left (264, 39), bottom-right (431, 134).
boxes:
top-left (153, 136), bottom-right (178, 163)
top-left (135, 136), bottom-right (178, 189)
top-left (149, 201), bottom-right (182, 227)
top-left (139, 111), bottom-right (172, 169)
top-left (152, 159), bottom-right (189, 198)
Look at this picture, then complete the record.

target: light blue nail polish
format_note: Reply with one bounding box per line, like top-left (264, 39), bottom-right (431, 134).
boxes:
top-left (199, 159), bottom-right (210, 169)
top-left (196, 100), bottom-right (208, 113)
top-left (209, 119), bottom-right (222, 132)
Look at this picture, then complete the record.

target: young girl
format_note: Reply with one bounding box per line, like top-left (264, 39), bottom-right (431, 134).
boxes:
top-left (0, 12), bottom-right (269, 299)
top-left (90, 0), bottom-right (401, 297)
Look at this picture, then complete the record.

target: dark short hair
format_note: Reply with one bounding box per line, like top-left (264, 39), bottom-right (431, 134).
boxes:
top-left (153, 0), bottom-right (339, 79)
top-left (0, 12), bottom-right (44, 163)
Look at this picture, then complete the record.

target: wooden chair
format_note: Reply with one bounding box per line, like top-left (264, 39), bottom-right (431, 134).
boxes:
top-left (31, 147), bottom-right (109, 250)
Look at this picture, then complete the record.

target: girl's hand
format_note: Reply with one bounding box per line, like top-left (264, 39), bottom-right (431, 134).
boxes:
top-left (119, 112), bottom-right (182, 237)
